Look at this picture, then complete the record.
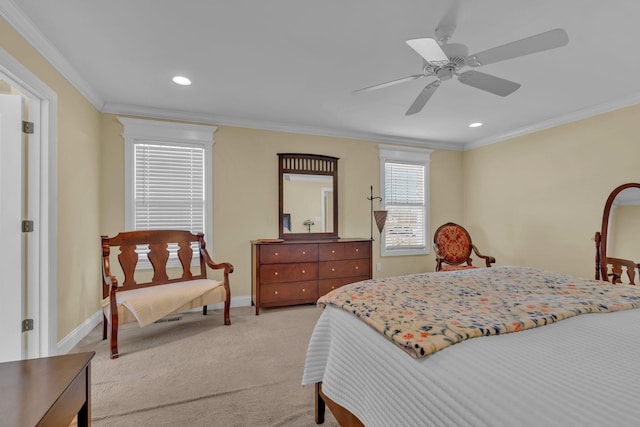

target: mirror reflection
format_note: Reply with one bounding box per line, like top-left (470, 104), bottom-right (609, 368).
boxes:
top-left (608, 187), bottom-right (640, 261)
top-left (283, 173), bottom-right (334, 234)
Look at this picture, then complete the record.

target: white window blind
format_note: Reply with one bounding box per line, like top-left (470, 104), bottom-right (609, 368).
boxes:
top-left (379, 145), bottom-right (432, 256)
top-left (134, 143), bottom-right (205, 232)
top-left (384, 161), bottom-right (426, 250)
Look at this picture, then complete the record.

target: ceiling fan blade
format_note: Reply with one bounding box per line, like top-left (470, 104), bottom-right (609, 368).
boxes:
top-left (434, 0), bottom-right (461, 43)
top-left (467, 28), bottom-right (569, 67)
top-left (406, 80), bottom-right (441, 115)
top-left (353, 74), bottom-right (425, 94)
top-left (406, 38), bottom-right (449, 65)
top-left (458, 70), bottom-right (521, 96)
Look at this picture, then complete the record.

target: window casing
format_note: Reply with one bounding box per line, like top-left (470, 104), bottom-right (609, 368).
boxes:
top-left (119, 117), bottom-right (216, 264)
top-left (379, 145), bottom-right (432, 256)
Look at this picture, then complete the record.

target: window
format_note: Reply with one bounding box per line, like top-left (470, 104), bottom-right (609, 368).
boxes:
top-left (132, 143), bottom-right (206, 231)
top-left (119, 117), bottom-right (216, 262)
top-left (379, 145), bottom-right (432, 256)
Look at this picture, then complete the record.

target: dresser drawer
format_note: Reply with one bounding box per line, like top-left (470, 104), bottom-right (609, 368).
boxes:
top-left (259, 243), bottom-right (318, 264)
top-left (319, 258), bottom-right (370, 279)
top-left (260, 262), bottom-right (318, 284)
top-left (319, 275), bottom-right (370, 297)
top-left (260, 281), bottom-right (318, 304)
top-left (319, 241), bottom-right (370, 261)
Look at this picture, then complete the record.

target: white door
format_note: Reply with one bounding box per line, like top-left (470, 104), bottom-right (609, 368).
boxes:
top-left (0, 93), bottom-right (25, 362)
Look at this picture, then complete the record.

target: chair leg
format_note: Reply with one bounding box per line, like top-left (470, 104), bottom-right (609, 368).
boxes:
top-left (202, 305), bottom-right (208, 315)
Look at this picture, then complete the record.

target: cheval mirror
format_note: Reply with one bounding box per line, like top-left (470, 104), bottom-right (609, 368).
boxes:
top-left (278, 153), bottom-right (339, 240)
top-left (595, 182), bottom-right (640, 284)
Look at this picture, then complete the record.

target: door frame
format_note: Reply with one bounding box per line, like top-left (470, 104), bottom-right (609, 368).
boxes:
top-left (0, 47), bottom-right (57, 357)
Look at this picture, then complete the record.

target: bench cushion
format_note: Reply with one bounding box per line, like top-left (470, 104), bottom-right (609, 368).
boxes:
top-left (102, 279), bottom-right (225, 327)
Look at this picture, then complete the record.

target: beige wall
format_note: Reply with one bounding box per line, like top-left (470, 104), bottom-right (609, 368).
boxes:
top-left (1, 18), bottom-right (103, 339)
top-left (463, 104), bottom-right (640, 279)
top-left (100, 115), bottom-right (465, 297)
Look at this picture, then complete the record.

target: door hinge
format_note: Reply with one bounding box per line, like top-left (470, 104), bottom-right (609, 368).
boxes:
top-left (22, 318), bottom-right (34, 332)
top-left (22, 220), bottom-right (34, 232)
top-left (22, 120), bottom-right (34, 134)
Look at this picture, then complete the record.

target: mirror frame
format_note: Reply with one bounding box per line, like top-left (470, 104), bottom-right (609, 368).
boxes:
top-left (278, 153), bottom-right (339, 240)
top-left (596, 182), bottom-right (640, 281)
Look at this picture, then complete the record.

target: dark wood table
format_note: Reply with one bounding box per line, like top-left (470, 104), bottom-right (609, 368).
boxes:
top-left (0, 351), bottom-right (95, 427)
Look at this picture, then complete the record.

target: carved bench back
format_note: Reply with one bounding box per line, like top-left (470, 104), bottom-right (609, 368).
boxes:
top-left (101, 230), bottom-right (208, 298)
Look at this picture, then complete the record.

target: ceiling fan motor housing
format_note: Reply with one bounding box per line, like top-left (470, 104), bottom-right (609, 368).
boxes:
top-left (441, 43), bottom-right (469, 68)
top-left (436, 66), bottom-right (455, 81)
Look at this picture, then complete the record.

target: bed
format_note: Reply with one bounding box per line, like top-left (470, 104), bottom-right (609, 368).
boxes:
top-left (302, 266), bottom-right (640, 427)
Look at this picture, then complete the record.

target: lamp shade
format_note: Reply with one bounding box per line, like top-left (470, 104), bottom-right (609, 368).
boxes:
top-left (373, 210), bottom-right (387, 233)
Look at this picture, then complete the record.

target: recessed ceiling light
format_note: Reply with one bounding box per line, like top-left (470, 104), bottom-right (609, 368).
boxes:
top-left (469, 122), bottom-right (483, 128)
top-left (172, 76), bottom-right (191, 86)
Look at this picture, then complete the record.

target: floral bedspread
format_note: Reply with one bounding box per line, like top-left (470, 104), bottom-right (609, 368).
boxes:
top-left (317, 266), bottom-right (640, 359)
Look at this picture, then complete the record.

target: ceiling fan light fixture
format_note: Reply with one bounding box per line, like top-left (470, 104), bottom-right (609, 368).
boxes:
top-left (172, 76), bottom-right (192, 86)
top-left (469, 122), bottom-right (483, 128)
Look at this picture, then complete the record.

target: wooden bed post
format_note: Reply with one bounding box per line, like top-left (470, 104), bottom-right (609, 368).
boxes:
top-left (315, 382), bottom-right (325, 424)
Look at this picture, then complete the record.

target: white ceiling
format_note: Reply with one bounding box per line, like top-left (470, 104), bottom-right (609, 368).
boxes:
top-left (4, 0), bottom-right (640, 150)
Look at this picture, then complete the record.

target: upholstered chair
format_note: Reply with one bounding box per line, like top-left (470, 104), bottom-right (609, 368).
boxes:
top-left (433, 222), bottom-right (496, 272)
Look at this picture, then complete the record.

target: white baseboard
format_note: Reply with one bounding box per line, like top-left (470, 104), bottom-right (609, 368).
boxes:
top-left (56, 295), bottom-right (253, 354)
top-left (210, 295), bottom-right (252, 309)
top-left (56, 310), bottom-right (103, 355)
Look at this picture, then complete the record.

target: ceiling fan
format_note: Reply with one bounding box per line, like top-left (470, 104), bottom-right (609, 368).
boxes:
top-left (354, 4), bottom-right (569, 115)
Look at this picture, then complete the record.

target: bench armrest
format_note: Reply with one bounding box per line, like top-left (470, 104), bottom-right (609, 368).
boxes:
top-left (200, 246), bottom-right (233, 274)
top-left (200, 246), bottom-right (233, 326)
top-left (102, 258), bottom-right (119, 297)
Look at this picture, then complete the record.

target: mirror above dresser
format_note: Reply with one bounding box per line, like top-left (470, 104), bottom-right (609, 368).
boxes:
top-left (278, 153), bottom-right (339, 240)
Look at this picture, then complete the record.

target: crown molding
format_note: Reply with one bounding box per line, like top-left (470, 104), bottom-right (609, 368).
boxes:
top-left (464, 91), bottom-right (640, 151)
top-left (0, 0), bottom-right (104, 110)
top-left (103, 102), bottom-right (464, 151)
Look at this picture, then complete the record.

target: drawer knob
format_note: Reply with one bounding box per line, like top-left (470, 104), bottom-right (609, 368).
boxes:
top-left (331, 286), bottom-right (335, 290)
top-left (275, 252), bottom-right (279, 256)
top-left (302, 270), bottom-right (306, 274)
top-left (331, 268), bottom-right (335, 272)
top-left (355, 266), bottom-right (359, 270)
top-left (331, 250), bottom-right (335, 254)
top-left (355, 248), bottom-right (359, 252)
top-left (302, 288), bottom-right (306, 292)
top-left (274, 290), bottom-right (278, 295)
top-left (274, 272), bottom-right (278, 276)
top-left (302, 251), bottom-right (306, 255)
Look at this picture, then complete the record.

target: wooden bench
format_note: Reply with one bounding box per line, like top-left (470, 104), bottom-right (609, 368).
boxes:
top-left (101, 230), bottom-right (233, 359)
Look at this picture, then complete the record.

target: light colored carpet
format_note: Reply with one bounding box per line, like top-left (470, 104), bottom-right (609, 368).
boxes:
top-left (71, 305), bottom-right (339, 427)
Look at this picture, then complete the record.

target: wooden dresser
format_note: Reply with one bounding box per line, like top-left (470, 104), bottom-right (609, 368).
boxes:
top-left (251, 239), bottom-right (372, 314)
